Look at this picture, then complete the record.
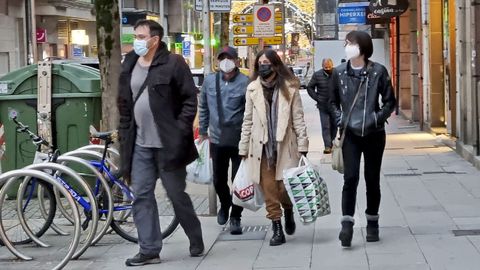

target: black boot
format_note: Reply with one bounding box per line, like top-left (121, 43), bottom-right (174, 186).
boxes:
top-left (366, 214), bottom-right (379, 242)
top-left (270, 220), bottom-right (286, 246)
top-left (284, 209), bottom-right (296, 235)
top-left (230, 217), bottom-right (243, 235)
top-left (338, 218), bottom-right (354, 247)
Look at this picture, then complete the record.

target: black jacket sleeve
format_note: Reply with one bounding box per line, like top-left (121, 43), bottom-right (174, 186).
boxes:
top-left (329, 68), bottom-right (342, 127)
top-left (376, 66), bottom-right (396, 123)
top-left (172, 55), bottom-right (198, 134)
top-left (306, 72), bottom-right (319, 102)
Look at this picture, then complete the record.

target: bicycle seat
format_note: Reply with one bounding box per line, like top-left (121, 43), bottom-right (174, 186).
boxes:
top-left (90, 130), bottom-right (117, 141)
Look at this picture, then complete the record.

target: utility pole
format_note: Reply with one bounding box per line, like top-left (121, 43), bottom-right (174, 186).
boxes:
top-left (159, 0), bottom-right (164, 26)
top-left (202, 0), bottom-right (216, 215)
top-left (202, 0), bottom-right (211, 75)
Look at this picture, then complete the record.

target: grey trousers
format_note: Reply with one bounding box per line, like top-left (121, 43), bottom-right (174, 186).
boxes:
top-left (130, 144), bottom-right (203, 255)
top-left (319, 108), bottom-right (337, 148)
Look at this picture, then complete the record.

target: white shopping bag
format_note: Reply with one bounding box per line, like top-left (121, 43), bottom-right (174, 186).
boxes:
top-left (283, 156), bottom-right (331, 224)
top-left (186, 139), bottom-right (213, 184)
top-left (232, 160), bottom-right (264, 211)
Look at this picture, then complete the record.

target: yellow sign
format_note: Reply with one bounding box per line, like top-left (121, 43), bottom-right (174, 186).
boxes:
top-left (233, 36), bottom-right (284, 46)
top-left (233, 25), bottom-right (283, 35)
top-left (232, 13), bottom-right (283, 23)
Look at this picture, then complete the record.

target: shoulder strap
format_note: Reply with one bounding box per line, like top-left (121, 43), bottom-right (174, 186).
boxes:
top-left (215, 72), bottom-right (225, 126)
top-left (338, 63), bottom-right (372, 146)
top-left (133, 66), bottom-right (151, 106)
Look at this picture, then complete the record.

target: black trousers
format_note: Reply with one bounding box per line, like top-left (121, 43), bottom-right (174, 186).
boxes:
top-left (341, 129), bottom-right (386, 217)
top-left (210, 143), bottom-right (243, 218)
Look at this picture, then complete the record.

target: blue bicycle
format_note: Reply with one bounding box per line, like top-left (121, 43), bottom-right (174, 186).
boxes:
top-left (8, 116), bottom-right (179, 244)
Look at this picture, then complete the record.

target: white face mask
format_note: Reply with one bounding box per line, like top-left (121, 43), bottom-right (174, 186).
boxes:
top-left (219, 59), bottom-right (236, 73)
top-left (133, 38), bottom-right (150, 57)
top-left (345, 44), bottom-right (361, 60)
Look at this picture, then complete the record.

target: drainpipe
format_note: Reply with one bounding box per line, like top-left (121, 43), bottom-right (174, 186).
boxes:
top-left (421, 0), bottom-right (430, 130)
top-left (25, 0), bottom-right (37, 64)
top-left (395, 16), bottom-right (400, 115)
top-left (455, 0), bottom-right (464, 142)
top-left (474, 0), bottom-right (480, 155)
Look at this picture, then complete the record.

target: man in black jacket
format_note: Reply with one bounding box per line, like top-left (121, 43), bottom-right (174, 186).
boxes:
top-left (117, 20), bottom-right (203, 266)
top-left (306, 58), bottom-right (336, 154)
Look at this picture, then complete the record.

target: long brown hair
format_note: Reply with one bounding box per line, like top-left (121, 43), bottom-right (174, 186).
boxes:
top-left (251, 49), bottom-right (298, 101)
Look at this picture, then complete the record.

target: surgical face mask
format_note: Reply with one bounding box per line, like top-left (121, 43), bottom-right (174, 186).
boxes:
top-left (345, 44), bottom-right (361, 60)
top-left (219, 59), bottom-right (236, 73)
top-left (258, 64), bottom-right (274, 79)
top-left (133, 38), bottom-right (150, 57)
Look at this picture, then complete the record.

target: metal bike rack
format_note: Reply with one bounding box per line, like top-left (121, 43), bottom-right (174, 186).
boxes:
top-left (0, 169), bottom-right (81, 270)
top-left (56, 155), bottom-right (114, 246)
top-left (23, 163), bottom-right (99, 260)
top-left (56, 150), bottom-right (114, 224)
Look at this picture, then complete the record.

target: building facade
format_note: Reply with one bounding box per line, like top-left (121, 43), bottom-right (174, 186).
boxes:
top-left (395, 0), bottom-right (480, 169)
top-left (0, 1), bottom-right (27, 77)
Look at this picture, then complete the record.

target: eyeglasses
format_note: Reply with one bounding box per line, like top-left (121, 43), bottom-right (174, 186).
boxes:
top-left (133, 34), bottom-right (151, 40)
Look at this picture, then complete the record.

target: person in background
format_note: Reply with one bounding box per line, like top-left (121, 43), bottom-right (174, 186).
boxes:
top-left (117, 19), bottom-right (204, 266)
top-left (198, 46), bottom-right (249, 235)
top-left (306, 58), bottom-right (336, 154)
top-left (238, 49), bottom-right (309, 246)
top-left (330, 30), bottom-right (396, 248)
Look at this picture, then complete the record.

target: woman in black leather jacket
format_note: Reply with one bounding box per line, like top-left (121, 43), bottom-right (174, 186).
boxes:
top-left (329, 31), bottom-right (396, 247)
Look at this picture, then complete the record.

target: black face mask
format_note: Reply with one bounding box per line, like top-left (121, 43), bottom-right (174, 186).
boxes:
top-left (258, 64), bottom-right (274, 79)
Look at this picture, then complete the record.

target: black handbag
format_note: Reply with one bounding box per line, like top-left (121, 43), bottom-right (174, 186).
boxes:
top-left (215, 72), bottom-right (241, 147)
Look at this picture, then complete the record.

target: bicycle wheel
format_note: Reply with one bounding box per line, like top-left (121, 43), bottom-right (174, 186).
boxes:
top-left (0, 178), bottom-right (56, 245)
top-left (109, 178), bottom-right (179, 242)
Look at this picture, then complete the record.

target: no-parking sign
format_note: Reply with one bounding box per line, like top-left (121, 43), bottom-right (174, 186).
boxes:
top-left (253, 5), bottom-right (275, 37)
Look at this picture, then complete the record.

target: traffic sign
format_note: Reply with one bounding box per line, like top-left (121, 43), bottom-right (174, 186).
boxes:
top-left (182, 41), bottom-right (191, 57)
top-left (254, 5), bottom-right (275, 37)
top-left (233, 25), bottom-right (283, 35)
top-left (232, 12), bottom-right (282, 23)
top-left (233, 36), bottom-right (283, 46)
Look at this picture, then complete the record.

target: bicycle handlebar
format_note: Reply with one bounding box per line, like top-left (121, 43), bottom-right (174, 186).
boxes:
top-left (12, 117), bottom-right (51, 148)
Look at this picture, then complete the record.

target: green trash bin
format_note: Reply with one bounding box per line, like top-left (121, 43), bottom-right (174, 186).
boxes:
top-left (0, 63), bottom-right (102, 196)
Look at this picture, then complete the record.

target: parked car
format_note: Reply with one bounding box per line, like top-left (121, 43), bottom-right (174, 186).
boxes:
top-left (292, 67), bottom-right (307, 88)
top-left (190, 68), bottom-right (204, 93)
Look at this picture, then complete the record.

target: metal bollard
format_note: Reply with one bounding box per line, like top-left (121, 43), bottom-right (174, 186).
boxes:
top-left (208, 183), bottom-right (217, 216)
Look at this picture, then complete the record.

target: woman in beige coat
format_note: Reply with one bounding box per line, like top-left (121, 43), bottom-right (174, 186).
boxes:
top-left (238, 49), bottom-right (309, 246)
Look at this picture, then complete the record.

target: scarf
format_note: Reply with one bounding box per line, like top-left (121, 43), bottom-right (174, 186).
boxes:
top-left (263, 84), bottom-right (279, 169)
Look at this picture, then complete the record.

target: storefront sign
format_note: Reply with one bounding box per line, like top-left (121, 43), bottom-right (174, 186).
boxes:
top-left (195, 0), bottom-right (232, 13)
top-left (369, 0), bottom-right (409, 18)
top-left (36, 28), bottom-right (47, 43)
top-left (366, 9), bottom-right (390, 24)
top-left (338, 6), bottom-right (367, 25)
top-left (73, 45), bottom-right (83, 57)
top-left (122, 13), bottom-right (147, 26)
top-left (121, 34), bottom-right (134, 44)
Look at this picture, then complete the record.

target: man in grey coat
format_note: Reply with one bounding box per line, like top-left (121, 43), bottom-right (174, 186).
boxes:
top-left (199, 46), bottom-right (249, 234)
